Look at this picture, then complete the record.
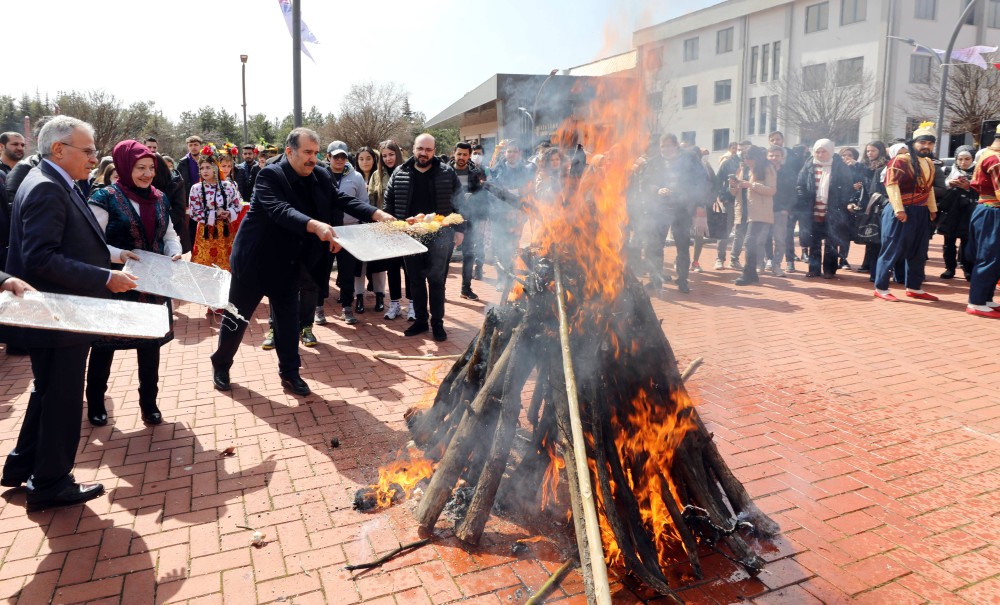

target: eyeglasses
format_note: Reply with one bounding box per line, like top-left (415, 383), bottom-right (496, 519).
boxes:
top-left (61, 143), bottom-right (99, 157)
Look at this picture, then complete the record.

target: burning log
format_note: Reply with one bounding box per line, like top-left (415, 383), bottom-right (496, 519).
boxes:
top-left (402, 255), bottom-right (780, 604)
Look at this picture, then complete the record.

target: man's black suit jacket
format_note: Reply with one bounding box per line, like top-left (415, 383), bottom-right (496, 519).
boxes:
top-left (4, 161), bottom-right (110, 347)
top-left (229, 159), bottom-right (377, 294)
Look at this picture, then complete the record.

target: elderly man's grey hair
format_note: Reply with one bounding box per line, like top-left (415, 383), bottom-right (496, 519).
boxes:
top-left (38, 116), bottom-right (95, 157)
top-left (285, 127), bottom-right (320, 151)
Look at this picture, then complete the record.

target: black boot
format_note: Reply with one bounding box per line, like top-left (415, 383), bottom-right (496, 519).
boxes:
top-left (138, 387), bottom-right (162, 425)
top-left (354, 294), bottom-right (365, 314)
top-left (374, 293), bottom-right (385, 312)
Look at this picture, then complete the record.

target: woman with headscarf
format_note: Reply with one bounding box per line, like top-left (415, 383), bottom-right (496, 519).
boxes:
top-left (85, 140), bottom-right (182, 426)
top-left (796, 139), bottom-right (854, 278)
top-left (188, 144), bottom-right (243, 272)
top-left (937, 145), bottom-right (976, 280)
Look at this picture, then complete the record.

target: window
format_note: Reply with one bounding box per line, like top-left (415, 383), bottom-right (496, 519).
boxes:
top-left (990, 0), bottom-right (1000, 28)
top-left (648, 92), bottom-right (663, 110)
top-left (834, 119), bottom-right (860, 146)
top-left (805, 2), bottom-right (829, 32)
top-left (770, 95), bottom-right (779, 133)
top-left (841, 0), bottom-right (866, 24)
top-left (750, 46), bottom-right (759, 83)
top-left (802, 64), bottom-right (827, 91)
top-left (714, 79), bottom-right (732, 103)
top-left (749, 98), bottom-right (756, 134)
top-left (836, 56), bottom-right (864, 85)
top-left (683, 37), bottom-right (699, 61)
top-left (713, 128), bottom-right (730, 151)
top-left (910, 55), bottom-right (933, 84)
top-left (761, 44), bottom-right (770, 82)
top-left (682, 86), bottom-right (698, 108)
top-left (716, 27), bottom-right (734, 53)
top-left (759, 96), bottom-right (768, 135)
top-left (681, 131), bottom-right (697, 146)
top-left (773, 41), bottom-right (781, 78)
top-left (915, 0), bottom-right (936, 20)
top-left (965, 0), bottom-right (976, 25)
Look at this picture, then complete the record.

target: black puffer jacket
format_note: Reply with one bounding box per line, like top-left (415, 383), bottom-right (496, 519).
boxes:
top-left (795, 154), bottom-right (854, 225)
top-left (447, 159), bottom-right (487, 221)
top-left (383, 156), bottom-right (465, 231)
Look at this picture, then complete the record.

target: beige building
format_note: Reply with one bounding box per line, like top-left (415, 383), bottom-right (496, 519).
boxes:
top-left (634, 0), bottom-right (999, 159)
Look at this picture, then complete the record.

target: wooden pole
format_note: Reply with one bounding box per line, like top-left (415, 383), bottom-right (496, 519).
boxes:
top-left (553, 264), bottom-right (612, 605)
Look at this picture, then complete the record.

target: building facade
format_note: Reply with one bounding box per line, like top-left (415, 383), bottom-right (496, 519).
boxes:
top-left (634, 0), bottom-right (998, 159)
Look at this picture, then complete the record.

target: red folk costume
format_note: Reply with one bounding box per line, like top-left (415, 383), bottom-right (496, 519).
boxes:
top-left (188, 144), bottom-right (245, 271)
top-left (971, 148), bottom-right (1000, 207)
top-left (883, 151), bottom-right (938, 214)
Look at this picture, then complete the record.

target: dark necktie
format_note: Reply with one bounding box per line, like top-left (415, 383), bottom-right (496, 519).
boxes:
top-left (72, 182), bottom-right (87, 203)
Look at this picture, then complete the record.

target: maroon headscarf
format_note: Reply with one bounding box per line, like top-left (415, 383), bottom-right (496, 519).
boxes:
top-left (112, 140), bottom-right (161, 244)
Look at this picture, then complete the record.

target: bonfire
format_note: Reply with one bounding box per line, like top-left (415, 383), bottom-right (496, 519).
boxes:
top-left (364, 76), bottom-right (779, 604)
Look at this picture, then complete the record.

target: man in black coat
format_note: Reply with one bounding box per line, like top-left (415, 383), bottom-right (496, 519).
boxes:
top-left (384, 133), bottom-right (464, 342)
top-left (2, 116), bottom-right (138, 512)
top-left (234, 144), bottom-right (255, 201)
top-left (448, 142), bottom-right (486, 299)
top-left (210, 128), bottom-right (391, 396)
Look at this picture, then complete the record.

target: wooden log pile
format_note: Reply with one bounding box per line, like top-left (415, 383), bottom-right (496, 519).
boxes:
top-left (404, 254), bottom-right (780, 604)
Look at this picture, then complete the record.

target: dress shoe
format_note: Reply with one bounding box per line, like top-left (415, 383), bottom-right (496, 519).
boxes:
top-left (0, 473), bottom-right (28, 488)
top-left (140, 402), bottom-right (163, 425)
top-left (822, 273), bottom-right (835, 279)
top-left (905, 291), bottom-right (939, 301)
top-left (213, 367), bottom-right (231, 391)
top-left (88, 409), bottom-right (108, 427)
top-left (874, 290), bottom-right (900, 302)
top-left (804, 272), bottom-right (819, 278)
top-left (281, 376), bottom-right (310, 396)
top-left (940, 268), bottom-right (956, 279)
top-left (404, 322), bottom-right (429, 337)
top-left (26, 482), bottom-right (104, 512)
top-left (432, 324), bottom-right (447, 342)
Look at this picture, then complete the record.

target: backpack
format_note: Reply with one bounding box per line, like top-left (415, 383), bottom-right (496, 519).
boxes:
top-left (854, 192), bottom-right (887, 245)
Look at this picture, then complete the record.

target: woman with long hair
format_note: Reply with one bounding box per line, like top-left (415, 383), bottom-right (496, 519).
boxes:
top-left (353, 146), bottom-right (388, 314)
top-left (85, 140), bottom-right (183, 426)
top-left (369, 140), bottom-right (412, 320)
top-left (853, 141), bottom-right (889, 278)
top-left (188, 144), bottom-right (243, 272)
top-left (730, 146), bottom-right (776, 285)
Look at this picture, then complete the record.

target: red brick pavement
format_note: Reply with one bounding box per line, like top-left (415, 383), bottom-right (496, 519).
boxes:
top-left (0, 235), bottom-right (998, 604)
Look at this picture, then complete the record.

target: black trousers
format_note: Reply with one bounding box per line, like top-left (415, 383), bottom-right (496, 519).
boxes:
top-left (335, 249), bottom-right (359, 307)
top-left (268, 264), bottom-right (317, 330)
top-left (460, 220), bottom-right (482, 289)
top-left (943, 235), bottom-right (972, 273)
top-left (386, 257), bottom-right (409, 301)
top-left (86, 347), bottom-right (161, 411)
top-left (808, 220), bottom-right (842, 276)
top-left (213, 274), bottom-right (301, 378)
top-left (3, 344), bottom-right (90, 497)
top-left (404, 235), bottom-right (453, 325)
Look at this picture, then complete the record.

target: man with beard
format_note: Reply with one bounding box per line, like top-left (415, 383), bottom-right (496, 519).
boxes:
top-left (384, 133), bottom-right (464, 341)
top-left (966, 124), bottom-right (1000, 318)
top-left (0, 133), bottom-right (26, 174)
top-left (449, 142), bottom-right (486, 299)
top-left (873, 122), bottom-right (939, 302)
top-left (641, 134), bottom-right (709, 293)
top-left (235, 144), bottom-right (255, 201)
top-left (210, 128), bottom-right (392, 395)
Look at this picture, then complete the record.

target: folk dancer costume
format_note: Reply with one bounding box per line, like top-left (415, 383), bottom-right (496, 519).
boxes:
top-left (188, 144), bottom-right (244, 271)
top-left (874, 122), bottom-right (939, 301)
top-left (85, 140), bottom-right (181, 425)
top-left (967, 125), bottom-right (1000, 318)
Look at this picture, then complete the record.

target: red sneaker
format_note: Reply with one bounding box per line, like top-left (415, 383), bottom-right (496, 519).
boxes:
top-left (905, 291), bottom-right (939, 301)
top-left (873, 291), bottom-right (899, 302)
top-left (967, 307), bottom-right (1000, 318)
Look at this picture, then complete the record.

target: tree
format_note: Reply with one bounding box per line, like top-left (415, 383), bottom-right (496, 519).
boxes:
top-left (336, 81), bottom-right (410, 151)
top-left (904, 60), bottom-right (1000, 147)
top-left (769, 61), bottom-right (879, 146)
top-left (54, 90), bottom-right (152, 157)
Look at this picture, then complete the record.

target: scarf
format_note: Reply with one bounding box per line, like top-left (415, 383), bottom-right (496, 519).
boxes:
top-left (812, 139), bottom-right (834, 203)
top-left (112, 140), bottom-right (160, 244)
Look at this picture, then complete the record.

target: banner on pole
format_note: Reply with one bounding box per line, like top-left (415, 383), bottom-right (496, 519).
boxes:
top-left (278, 0), bottom-right (319, 62)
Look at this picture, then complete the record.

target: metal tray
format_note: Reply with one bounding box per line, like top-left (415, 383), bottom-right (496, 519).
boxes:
top-left (332, 223), bottom-right (428, 262)
top-left (0, 290), bottom-right (169, 338)
top-left (124, 250), bottom-right (231, 308)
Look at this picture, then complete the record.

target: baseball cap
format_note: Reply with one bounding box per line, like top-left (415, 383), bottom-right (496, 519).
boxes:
top-left (327, 141), bottom-right (349, 157)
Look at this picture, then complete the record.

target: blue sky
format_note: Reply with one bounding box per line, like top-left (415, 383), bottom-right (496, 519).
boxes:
top-left (7, 0), bottom-right (722, 122)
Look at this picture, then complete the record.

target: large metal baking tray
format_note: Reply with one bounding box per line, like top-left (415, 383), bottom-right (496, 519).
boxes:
top-left (124, 250), bottom-right (231, 308)
top-left (332, 223), bottom-right (428, 262)
top-left (0, 290), bottom-right (169, 338)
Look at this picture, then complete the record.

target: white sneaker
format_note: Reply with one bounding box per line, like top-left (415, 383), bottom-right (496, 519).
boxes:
top-left (713, 259), bottom-right (724, 270)
top-left (314, 306), bottom-right (327, 325)
top-left (406, 305), bottom-right (416, 321)
top-left (764, 259), bottom-right (773, 271)
top-left (384, 300), bottom-right (401, 320)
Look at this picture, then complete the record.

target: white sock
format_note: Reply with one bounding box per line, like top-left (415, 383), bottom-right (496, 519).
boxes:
top-left (988, 302), bottom-right (999, 308)
top-left (875, 288), bottom-right (891, 295)
top-left (906, 289), bottom-right (926, 294)
top-left (969, 304), bottom-right (995, 312)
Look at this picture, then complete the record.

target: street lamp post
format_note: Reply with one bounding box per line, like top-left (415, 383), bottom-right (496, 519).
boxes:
top-left (887, 0), bottom-right (980, 147)
top-left (240, 54), bottom-right (248, 145)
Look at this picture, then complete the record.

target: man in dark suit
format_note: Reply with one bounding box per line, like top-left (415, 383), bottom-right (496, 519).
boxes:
top-left (235, 144), bottom-right (255, 201)
top-left (1, 116), bottom-right (138, 512)
top-left (176, 135), bottom-right (202, 245)
top-left (210, 128), bottom-right (392, 396)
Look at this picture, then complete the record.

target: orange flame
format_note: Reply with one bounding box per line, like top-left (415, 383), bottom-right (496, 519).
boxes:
top-left (372, 446), bottom-right (435, 509)
top-left (540, 438), bottom-right (565, 510)
top-left (515, 536), bottom-right (547, 544)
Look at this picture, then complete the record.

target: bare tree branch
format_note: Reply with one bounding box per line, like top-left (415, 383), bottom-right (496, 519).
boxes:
top-left (903, 59), bottom-right (1000, 147)
top-left (769, 62), bottom-right (879, 145)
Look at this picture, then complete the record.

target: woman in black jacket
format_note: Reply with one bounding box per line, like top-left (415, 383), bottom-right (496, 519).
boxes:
top-left (937, 145), bottom-right (977, 280)
top-left (796, 139), bottom-right (854, 278)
